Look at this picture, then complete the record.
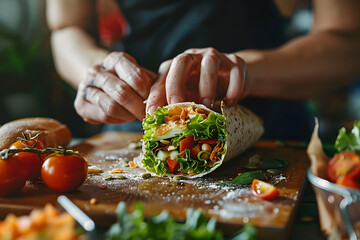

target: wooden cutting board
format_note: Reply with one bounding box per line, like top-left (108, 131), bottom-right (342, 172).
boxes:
top-left (0, 132), bottom-right (309, 239)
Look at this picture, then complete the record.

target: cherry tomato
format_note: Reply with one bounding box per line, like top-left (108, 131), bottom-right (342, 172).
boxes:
top-left (336, 174), bottom-right (360, 190)
top-left (327, 152), bottom-right (360, 183)
top-left (10, 139), bottom-right (46, 181)
top-left (251, 179), bottom-right (279, 200)
top-left (0, 155), bottom-right (27, 197)
top-left (41, 154), bottom-right (88, 192)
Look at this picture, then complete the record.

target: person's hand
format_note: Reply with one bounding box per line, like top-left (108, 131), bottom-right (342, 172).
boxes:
top-left (74, 52), bottom-right (157, 124)
top-left (146, 47), bottom-right (249, 114)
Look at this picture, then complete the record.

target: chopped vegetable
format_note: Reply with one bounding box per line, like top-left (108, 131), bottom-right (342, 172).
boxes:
top-left (166, 157), bottom-right (178, 173)
top-left (327, 152), bottom-right (360, 182)
top-left (110, 168), bottom-right (124, 174)
top-left (129, 161), bottom-right (137, 168)
top-left (179, 135), bottom-right (196, 152)
top-left (251, 179), bottom-right (279, 200)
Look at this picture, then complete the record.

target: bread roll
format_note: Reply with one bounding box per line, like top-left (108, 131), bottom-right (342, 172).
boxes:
top-left (0, 118), bottom-right (72, 150)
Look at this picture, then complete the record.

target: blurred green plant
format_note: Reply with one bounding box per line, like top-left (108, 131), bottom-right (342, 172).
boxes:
top-left (106, 201), bottom-right (258, 240)
top-left (0, 25), bottom-right (44, 91)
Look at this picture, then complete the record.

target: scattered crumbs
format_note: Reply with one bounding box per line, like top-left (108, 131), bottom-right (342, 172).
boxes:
top-left (109, 168), bottom-right (124, 174)
top-left (272, 174), bottom-right (287, 184)
top-left (87, 165), bottom-right (103, 174)
top-left (129, 161), bottom-right (137, 168)
top-left (100, 185), bottom-right (107, 190)
top-left (90, 198), bottom-right (98, 205)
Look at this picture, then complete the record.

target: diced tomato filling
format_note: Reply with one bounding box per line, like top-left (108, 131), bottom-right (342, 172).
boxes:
top-left (166, 157), bottom-right (178, 173)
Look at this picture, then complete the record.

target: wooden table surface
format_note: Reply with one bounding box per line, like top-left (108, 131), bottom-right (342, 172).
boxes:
top-left (0, 132), bottom-right (315, 239)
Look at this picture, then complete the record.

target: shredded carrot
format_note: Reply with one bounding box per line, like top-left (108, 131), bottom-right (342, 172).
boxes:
top-left (210, 141), bottom-right (223, 162)
top-left (129, 161), bottom-right (137, 168)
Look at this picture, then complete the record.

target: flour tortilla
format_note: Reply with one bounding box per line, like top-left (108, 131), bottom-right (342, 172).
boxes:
top-left (135, 101), bottom-right (264, 178)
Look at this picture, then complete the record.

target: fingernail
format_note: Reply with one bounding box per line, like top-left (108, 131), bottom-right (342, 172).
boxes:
top-left (226, 100), bottom-right (234, 107)
top-left (147, 105), bottom-right (157, 115)
top-left (202, 98), bottom-right (213, 109)
top-left (169, 96), bottom-right (182, 104)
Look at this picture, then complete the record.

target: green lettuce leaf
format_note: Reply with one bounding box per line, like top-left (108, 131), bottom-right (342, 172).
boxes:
top-left (334, 121), bottom-right (360, 154)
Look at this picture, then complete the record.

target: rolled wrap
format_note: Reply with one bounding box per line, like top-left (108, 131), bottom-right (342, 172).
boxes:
top-left (135, 101), bottom-right (264, 178)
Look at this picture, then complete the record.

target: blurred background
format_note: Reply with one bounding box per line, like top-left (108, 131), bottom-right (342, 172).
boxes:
top-left (0, 0), bottom-right (359, 141)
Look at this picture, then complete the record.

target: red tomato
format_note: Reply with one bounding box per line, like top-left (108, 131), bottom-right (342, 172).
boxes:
top-left (10, 139), bottom-right (46, 181)
top-left (336, 174), bottom-right (360, 190)
top-left (166, 157), bottom-right (178, 173)
top-left (179, 136), bottom-right (196, 152)
top-left (190, 144), bottom-right (201, 159)
top-left (0, 155), bottom-right (27, 197)
top-left (251, 179), bottom-right (279, 200)
top-left (327, 152), bottom-right (360, 183)
top-left (41, 154), bottom-right (88, 192)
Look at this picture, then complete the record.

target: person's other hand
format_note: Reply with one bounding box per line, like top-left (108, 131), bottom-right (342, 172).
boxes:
top-left (74, 52), bottom-right (157, 124)
top-left (146, 48), bottom-right (249, 114)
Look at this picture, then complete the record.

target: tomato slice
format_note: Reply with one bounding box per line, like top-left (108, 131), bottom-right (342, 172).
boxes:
top-left (199, 139), bottom-right (218, 144)
top-left (179, 136), bottom-right (196, 152)
top-left (166, 157), bottom-right (178, 173)
top-left (327, 152), bottom-right (360, 182)
top-left (251, 179), bottom-right (279, 200)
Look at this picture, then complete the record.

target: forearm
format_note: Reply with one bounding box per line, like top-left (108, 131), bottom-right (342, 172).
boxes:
top-left (51, 26), bottom-right (109, 89)
top-left (238, 30), bottom-right (360, 100)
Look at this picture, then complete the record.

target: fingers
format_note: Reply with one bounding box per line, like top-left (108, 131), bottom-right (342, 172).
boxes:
top-left (74, 62), bottom-right (146, 124)
top-left (102, 52), bottom-right (156, 100)
top-left (146, 60), bottom-right (172, 115)
top-left (89, 70), bottom-right (146, 120)
top-left (224, 55), bottom-right (248, 106)
top-left (74, 80), bottom-right (131, 124)
top-left (165, 53), bottom-right (201, 104)
top-left (199, 54), bottom-right (221, 108)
